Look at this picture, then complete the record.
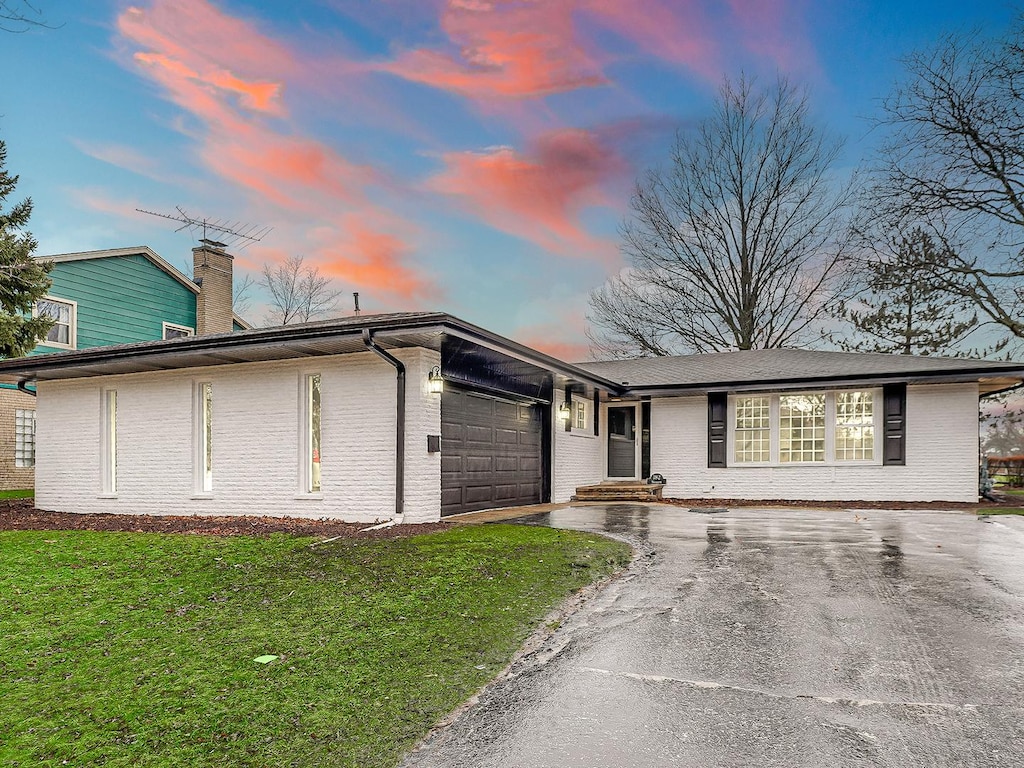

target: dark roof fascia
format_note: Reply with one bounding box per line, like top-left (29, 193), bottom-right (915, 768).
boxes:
top-left (0, 313), bottom-right (625, 393)
top-left (426, 320), bottom-right (623, 393)
top-left (0, 314), bottom-right (451, 378)
top-left (622, 367), bottom-right (1024, 397)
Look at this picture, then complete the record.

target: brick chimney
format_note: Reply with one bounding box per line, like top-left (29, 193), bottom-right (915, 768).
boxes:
top-left (192, 243), bottom-right (234, 335)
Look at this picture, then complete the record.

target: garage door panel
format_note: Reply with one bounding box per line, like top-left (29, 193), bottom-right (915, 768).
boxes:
top-left (495, 428), bottom-right (519, 444)
top-left (465, 485), bottom-right (495, 503)
top-left (465, 455), bottom-right (494, 473)
top-left (494, 400), bottom-right (518, 420)
top-left (441, 487), bottom-right (464, 507)
top-left (441, 454), bottom-right (463, 473)
top-left (519, 456), bottom-right (541, 473)
top-left (494, 484), bottom-right (518, 500)
top-left (466, 424), bottom-right (494, 444)
top-left (441, 386), bottom-right (545, 516)
top-left (494, 456), bottom-right (519, 472)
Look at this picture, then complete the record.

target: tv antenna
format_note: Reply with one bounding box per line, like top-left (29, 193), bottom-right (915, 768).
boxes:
top-left (136, 206), bottom-right (272, 251)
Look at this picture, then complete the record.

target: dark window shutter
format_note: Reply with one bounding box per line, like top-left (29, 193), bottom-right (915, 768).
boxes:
top-left (593, 390), bottom-right (600, 436)
top-left (882, 384), bottom-right (906, 466)
top-left (708, 393), bottom-right (727, 468)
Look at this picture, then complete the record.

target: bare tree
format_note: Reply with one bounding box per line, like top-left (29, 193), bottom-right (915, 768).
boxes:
top-left (1, 1), bottom-right (55, 32)
top-left (232, 273), bottom-right (255, 317)
top-left (589, 76), bottom-right (854, 357)
top-left (261, 254), bottom-right (342, 325)
top-left (870, 19), bottom-right (1024, 341)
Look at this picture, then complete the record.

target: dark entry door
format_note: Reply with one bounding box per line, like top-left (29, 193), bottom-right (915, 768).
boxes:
top-left (607, 406), bottom-right (636, 478)
top-left (440, 387), bottom-right (545, 516)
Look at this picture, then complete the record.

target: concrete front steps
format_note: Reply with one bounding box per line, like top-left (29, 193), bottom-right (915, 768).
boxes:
top-left (572, 482), bottom-right (666, 502)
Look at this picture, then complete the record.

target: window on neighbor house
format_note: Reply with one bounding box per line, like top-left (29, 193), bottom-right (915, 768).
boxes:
top-left (102, 390), bottom-right (117, 494)
top-left (36, 297), bottom-right (76, 349)
top-left (163, 322), bottom-right (195, 340)
top-left (14, 409), bottom-right (35, 468)
top-left (307, 374), bottom-right (321, 493)
top-left (575, 400), bottom-right (586, 430)
top-left (731, 390), bottom-right (879, 465)
top-left (196, 382), bottom-right (213, 493)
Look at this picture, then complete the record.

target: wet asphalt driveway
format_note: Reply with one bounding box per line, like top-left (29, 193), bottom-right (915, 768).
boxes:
top-left (404, 505), bottom-right (1024, 768)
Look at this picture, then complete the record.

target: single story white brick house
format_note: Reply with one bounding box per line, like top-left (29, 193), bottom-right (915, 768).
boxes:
top-left (0, 312), bottom-right (1020, 522)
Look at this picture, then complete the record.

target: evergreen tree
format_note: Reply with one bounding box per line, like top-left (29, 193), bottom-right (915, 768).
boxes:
top-left (0, 139), bottom-right (53, 357)
top-left (835, 228), bottom-right (982, 356)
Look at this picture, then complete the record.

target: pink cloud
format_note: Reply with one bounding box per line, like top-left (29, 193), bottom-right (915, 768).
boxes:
top-left (382, 0), bottom-right (608, 99)
top-left (430, 128), bottom-right (625, 259)
top-left (382, 0), bottom-right (817, 102)
top-left (114, 0), bottom-right (435, 304)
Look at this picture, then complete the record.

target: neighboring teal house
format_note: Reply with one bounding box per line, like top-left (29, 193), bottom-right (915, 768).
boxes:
top-left (1, 244), bottom-right (248, 489)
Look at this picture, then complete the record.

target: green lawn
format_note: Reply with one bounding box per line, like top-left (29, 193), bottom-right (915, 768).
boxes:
top-left (979, 508), bottom-right (1024, 515)
top-left (0, 488), bottom-right (33, 499)
top-left (0, 525), bottom-right (630, 767)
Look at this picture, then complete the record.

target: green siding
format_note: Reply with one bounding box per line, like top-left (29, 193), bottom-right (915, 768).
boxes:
top-left (32, 254), bottom-right (197, 354)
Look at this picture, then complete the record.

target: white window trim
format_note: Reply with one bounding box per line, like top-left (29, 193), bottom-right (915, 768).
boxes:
top-left (729, 389), bottom-right (883, 467)
top-left (34, 295), bottom-right (78, 350)
top-left (194, 381), bottom-right (213, 495)
top-left (299, 372), bottom-right (323, 496)
top-left (572, 399), bottom-right (588, 433)
top-left (100, 390), bottom-right (117, 496)
top-left (162, 321), bottom-right (195, 339)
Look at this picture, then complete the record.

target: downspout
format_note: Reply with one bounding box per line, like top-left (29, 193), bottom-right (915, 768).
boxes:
top-left (17, 380), bottom-right (36, 398)
top-left (362, 329), bottom-right (405, 523)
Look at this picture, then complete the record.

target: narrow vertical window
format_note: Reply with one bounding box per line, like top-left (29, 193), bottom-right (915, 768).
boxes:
top-left (15, 409), bottom-right (36, 468)
top-left (102, 390), bottom-right (117, 494)
top-left (574, 400), bottom-right (586, 430)
top-left (308, 374), bottom-right (321, 493)
top-left (197, 382), bottom-right (213, 493)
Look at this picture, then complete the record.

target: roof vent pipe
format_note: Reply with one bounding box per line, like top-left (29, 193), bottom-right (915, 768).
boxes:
top-left (362, 328), bottom-right (405, 523)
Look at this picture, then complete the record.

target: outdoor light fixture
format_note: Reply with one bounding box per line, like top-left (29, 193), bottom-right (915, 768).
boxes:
top-left (558, 401), bottom-right (572, 422)
top-left (427, 366), bottom-right (444, 394)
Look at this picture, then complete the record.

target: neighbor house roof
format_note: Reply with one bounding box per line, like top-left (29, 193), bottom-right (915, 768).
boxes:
top-left (39, 246), bottom-right (252, 330)
top-left (577, 348), bottom-right (1024, 395)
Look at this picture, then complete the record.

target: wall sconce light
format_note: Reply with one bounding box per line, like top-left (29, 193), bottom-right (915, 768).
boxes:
top-left (558, 401), bottom-right (572, 422)
top-left (427, 366), bottom-right (444, 394)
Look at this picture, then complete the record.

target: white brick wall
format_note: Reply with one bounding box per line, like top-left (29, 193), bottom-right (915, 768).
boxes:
top-left (645, 383), bottom-right (980, 503)
top-left (552, 416), bottom-right (603, 503)
top-left (35, 348), bottom-right (442, 522)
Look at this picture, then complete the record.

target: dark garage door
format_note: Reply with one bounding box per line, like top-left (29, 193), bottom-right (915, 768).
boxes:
top-left (441, 387), bottom-right (545, 516)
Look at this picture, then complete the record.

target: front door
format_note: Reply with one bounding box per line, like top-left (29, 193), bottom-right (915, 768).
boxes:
top-left (607, 406), bottom-right (637, 479)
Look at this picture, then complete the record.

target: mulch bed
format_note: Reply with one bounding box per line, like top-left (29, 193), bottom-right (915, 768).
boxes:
top-left (0, 499), bottom-right (451, 538)
top-left (2, 494), bottom-right (1019, 538)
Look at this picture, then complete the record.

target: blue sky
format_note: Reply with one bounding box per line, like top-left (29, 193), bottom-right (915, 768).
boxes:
top-left (0, 0), bottom-right (1016, 358)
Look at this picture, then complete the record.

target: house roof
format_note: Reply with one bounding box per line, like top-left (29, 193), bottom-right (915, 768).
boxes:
top-left (39, 246), bottom-right (252, 330)
top-left (577, 348), bottom-right (1024, 395)
top-left (0, 311), bottom-right (1020, 396)
top-left (0, 312), bottom-right (623, 393)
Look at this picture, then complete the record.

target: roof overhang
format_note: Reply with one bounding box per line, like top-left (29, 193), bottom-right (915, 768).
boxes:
top-left (0, 313), bottom-right (623, 394)
top-left (621, 370), bottom-right (1024, 397)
